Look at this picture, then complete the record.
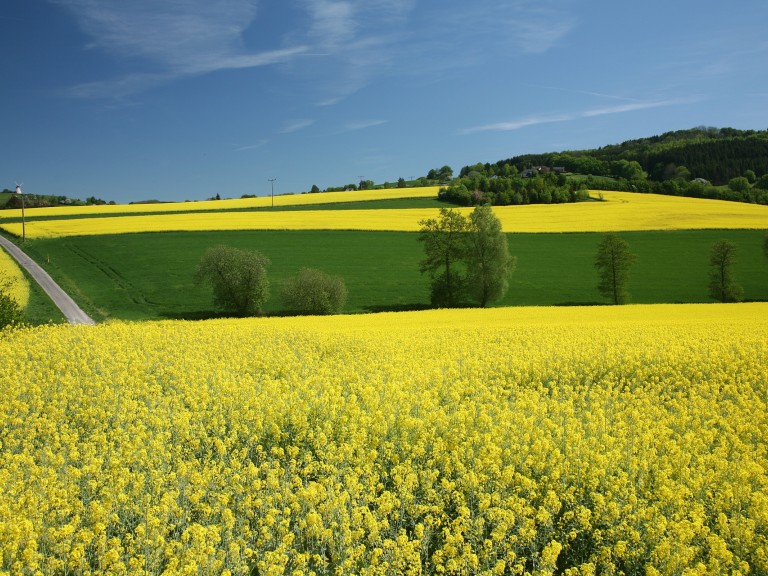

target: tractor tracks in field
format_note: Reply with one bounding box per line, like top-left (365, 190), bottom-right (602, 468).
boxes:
top-left (65, 244), bottom-right (154, 307)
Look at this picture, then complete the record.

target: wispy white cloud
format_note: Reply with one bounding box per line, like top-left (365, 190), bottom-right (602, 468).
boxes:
top-left (65, 72), bottom-right (172, 99)
top-left (508, 7), bottom-right (575, 54)
top-left (51, 0), bottom-right (308, 98)
top-left (297, 0), bottom-right (416, 103)
top-left (281, 119), bottom-right (316, 133)
top-left (234, 140), bottom-right (269, 152)
top-left (54, 0), bottom-right (579, 104)
top-left (460, 98), bottom-right (699, 134)
top-left (342, 119), bottom-right (388, 132)
top-left (304, 0), bottom-right (357, 49)
top-left (412, 1), bottom-right (576, 69)
top-left (51, 0), bottom-right (583, 112)
top-left (521, 84), bottom-right (647, 103)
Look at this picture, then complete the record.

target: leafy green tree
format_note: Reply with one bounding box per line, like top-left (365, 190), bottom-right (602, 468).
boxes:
top-left (709, 240), bottom-right (743, 302)
top-left (754, 174), bottom-right (768, 190)
top-left (674, 165), bottom-right (691, 181)
top-left (281, 268), bottom-right (347, 315)
top-left (310, 184), bottom-right (320, 193)
top-left (0, 279), bottom-right (24, 328)
top-left (466, 205), bottom-right (516, 307)
top-left (612, 159), bottom-right (646, 181)
top-left (595, 234), bottom-right (636, 304)
top-left (744, 170), bottom-right (757, 184)
top-left (438, 165), bottom-right (454, 182)
top-left (194, 245), bottom-right (270, 316)
top-left (419, 208), bottom-right (469, 307)
top-left (728, 177), bottom-right (751, 192)
top-left (397, 177), bottom-right (407, 188)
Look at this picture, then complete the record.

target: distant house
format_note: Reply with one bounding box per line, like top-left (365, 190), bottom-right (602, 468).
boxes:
top-left (521, 166), bottom-right (552, 178)
top-left (552, 166), bottom-right (566, 174)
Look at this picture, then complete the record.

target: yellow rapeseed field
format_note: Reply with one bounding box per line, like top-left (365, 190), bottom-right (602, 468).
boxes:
top-left (1, 303), bottom-right (766, 575)
top-left (0, 187), bottom-right (441, 219)
top-left (2, 191), bottom-right (766, 238)
top-left (0, 247), bottom-right (29, 308)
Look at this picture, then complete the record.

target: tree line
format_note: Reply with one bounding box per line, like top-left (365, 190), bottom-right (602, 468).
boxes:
top-left (439, 172), bottom-right (590, 207)
top-left (1, 190), bottom-right (112, 209)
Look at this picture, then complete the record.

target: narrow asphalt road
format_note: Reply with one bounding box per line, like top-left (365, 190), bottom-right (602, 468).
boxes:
top-left (0, 235), bottom-right (96, 325)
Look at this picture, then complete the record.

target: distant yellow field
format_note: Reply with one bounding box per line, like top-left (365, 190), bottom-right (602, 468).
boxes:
top-left (2, 191), bottom-right (766, 238)
top-left (0, 186), bottom-right (441, 219)
top-left (0, 248), bottom-right (29, 308)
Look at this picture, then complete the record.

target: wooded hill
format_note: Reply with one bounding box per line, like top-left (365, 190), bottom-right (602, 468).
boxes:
top-left (449, 127), bottom-right (768, 206)
top-left (479, 127), bottom-right (768, 185)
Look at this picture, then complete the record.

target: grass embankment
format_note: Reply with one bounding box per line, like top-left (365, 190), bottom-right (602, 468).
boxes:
top-left (21, 229), bottom-right (768, 322)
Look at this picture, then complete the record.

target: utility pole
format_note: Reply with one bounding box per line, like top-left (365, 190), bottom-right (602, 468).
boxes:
top-left (15, 184), bottom-right (25, 242)
top-left (268, 178), bottom-right (276, 207)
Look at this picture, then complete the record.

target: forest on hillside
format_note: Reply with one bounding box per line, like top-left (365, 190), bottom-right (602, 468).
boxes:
top-left (485, 127), bottom-right (768, 183)
top-left (445, 127), bottom-right (768, 206)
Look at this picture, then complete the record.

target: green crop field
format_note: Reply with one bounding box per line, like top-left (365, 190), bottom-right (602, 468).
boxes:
top-left (19, 229), bottom-right (768, 322)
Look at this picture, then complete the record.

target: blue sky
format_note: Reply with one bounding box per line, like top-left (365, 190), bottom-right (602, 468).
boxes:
top-left (3, 0), bottom-right (768, 204)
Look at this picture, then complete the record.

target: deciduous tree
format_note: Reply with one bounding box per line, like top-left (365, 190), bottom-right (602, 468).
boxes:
top-left (709, 240), bottom-right (743, 302)
top-left (466, 205), bottom-right (515, 307)
top-left (194, 245), bottom-right (270, 316)
top-left (418, 208), bottom-right (468, 307)
top-left (728, 177), bottom-right (750, 192)
top-left (754, 174), bottom-right (768, 190)
top-left (595, 234), bottom-right (636, 304)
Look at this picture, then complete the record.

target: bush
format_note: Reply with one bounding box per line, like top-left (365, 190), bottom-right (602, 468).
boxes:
top-left (194, 245), bottom-right (270, 316)
top-left (0, 280), bottom-right (24, 328)
top-left (281, 268), bottom-right (347, 315)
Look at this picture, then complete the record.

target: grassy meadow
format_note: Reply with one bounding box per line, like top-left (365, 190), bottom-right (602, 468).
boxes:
top-left (17, 229), bottom-right (768, 321)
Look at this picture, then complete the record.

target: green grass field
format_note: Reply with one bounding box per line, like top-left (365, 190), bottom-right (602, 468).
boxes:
top-left (19, 229), bottom-right (768, 322)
